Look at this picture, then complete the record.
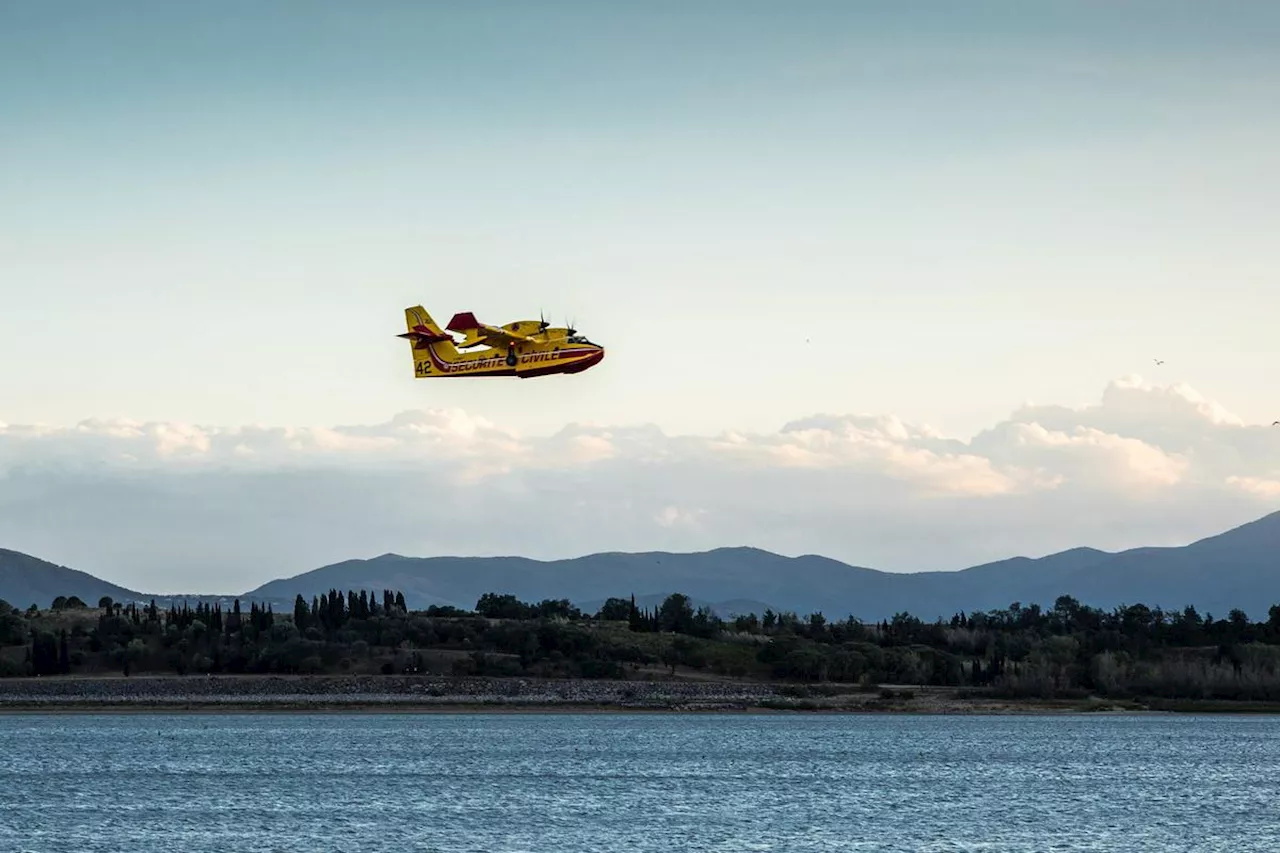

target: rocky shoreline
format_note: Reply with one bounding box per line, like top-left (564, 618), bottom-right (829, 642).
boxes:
top-left (0, 674), bottom-right (789, 711)
top-left (0, 674), bottom-right (1176, 714)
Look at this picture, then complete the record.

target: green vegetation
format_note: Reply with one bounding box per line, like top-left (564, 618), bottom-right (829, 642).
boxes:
top-left (4, 590), bottom-right (1280, 704)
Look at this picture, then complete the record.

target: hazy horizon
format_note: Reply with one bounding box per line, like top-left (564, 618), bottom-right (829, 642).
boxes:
top-left (3, 2), bottom-right (1279, 591)
top-left (4, 470), bottom-right (1273, 598)
top-left (3, 372), bottom-right (1278, 593)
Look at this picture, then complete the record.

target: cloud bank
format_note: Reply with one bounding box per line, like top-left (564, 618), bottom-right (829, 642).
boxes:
top-left (2, 375), bottom-right (1278, 594)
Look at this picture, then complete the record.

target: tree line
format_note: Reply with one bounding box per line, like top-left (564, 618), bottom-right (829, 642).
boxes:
top-left (4, 590), bottom-right (1280, 701)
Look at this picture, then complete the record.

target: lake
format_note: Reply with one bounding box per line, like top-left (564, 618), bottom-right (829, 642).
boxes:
top-left (1, 712), bottom-right (1276, 851)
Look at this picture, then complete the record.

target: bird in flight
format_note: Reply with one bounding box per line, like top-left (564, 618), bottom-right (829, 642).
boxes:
top-left (1273, 420), bottom-right (1279, 426)
top-left (1153, 358), bottom-right (1165, 365)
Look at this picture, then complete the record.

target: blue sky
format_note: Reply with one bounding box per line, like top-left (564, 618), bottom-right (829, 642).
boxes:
top-left (2, 2), bottom-right (1280, 587)
top-left (4, 0), bottom-right (1278, 436)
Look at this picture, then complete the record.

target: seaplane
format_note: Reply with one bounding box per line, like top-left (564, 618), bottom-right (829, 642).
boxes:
top-left (398, 305), bottom-right (605, 378)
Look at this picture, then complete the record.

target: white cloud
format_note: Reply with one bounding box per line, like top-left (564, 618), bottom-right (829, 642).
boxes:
top-left (655, 506), bottom-right (707, 529)
top-left (1, 375), bottom-right (1278, 594)
top-left (1225, 476), bottom-right (1280, 499)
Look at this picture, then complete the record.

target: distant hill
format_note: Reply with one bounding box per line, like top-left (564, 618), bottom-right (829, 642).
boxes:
top-left (239, 510), bottom-right (1280, 620)
top-left (242, 548), bottom-right (895, 617)
top-left (236, 546), bottom-right (1115, 620)
top-left (0, 549), bottom-right (143, 610)
top-left (6, 510), bottom-right (1280, 620)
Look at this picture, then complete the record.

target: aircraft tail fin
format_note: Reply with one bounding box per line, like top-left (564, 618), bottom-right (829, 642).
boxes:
top-left (400, 306), bottom-right (450, 339)
top-left (399, 305), bottom-right (460, 376)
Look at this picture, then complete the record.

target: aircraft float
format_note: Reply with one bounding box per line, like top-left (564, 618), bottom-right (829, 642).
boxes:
top-left (398, 305), bottom-right (605, 378)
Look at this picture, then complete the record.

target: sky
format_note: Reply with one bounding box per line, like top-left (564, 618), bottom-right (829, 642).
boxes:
top-left (2, 1), bottom-right (1280, 593)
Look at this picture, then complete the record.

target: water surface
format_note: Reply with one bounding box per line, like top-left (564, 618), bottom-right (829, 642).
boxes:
top-left (1, 712), bottom-right (1276, 851)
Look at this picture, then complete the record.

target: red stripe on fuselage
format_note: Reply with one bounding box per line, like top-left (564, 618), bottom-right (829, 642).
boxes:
top-left (424, 344), bottom-right (602, 376)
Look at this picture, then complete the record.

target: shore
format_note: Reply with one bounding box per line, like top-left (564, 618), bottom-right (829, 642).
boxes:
top-left (3, 673), bottom-right (1272, 714)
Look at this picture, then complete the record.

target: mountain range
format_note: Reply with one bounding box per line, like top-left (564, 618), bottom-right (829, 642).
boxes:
top-left (4, 510), bottom-right (1280, 621)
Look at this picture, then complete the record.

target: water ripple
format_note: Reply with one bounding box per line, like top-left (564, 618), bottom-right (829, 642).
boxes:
top-left (0, 713), bottom-right (1278, 851)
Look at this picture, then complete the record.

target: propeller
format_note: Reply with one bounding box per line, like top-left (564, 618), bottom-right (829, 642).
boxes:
top-left (538, 309), bottom-right (550, 332)
top-left (565, 315), bottom-right (577, 336)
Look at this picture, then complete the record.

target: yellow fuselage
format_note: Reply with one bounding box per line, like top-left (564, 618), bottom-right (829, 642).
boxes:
top-left (413, 338), bottom-right (604, 378)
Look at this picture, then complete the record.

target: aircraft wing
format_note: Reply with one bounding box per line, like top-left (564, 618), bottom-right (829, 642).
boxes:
top-left (447, 312), bottom-right (532, 348)
top-left (479, 326), bottom-right (532, 347)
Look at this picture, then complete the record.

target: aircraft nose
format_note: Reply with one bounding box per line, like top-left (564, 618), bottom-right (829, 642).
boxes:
top-left (563, 347), bottom-right (603, 373)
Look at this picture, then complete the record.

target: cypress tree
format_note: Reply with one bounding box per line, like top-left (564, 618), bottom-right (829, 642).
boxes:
top-left (58, 629), bottom-right (70, 674)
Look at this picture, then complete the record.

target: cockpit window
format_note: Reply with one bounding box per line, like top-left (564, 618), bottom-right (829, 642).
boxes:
top-left (567, 335), bottom-right (598, 346)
